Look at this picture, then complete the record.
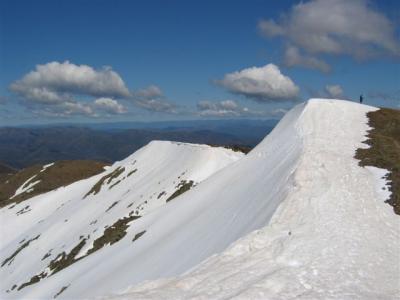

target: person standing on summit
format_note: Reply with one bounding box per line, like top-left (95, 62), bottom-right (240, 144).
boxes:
top-left (359, 94), bottom-right (363, 104)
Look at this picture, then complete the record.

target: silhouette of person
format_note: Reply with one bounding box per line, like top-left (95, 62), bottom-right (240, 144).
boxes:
top-left (359, 94), bottom-right (363, 104)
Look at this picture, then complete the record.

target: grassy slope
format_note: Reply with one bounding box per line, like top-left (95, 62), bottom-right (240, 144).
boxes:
top-left (0, 163), bottom-right (17, 183)
top-left (0, 160), bottom-right (108, 208)
top-left (355, 108), bottom-right (400, 215)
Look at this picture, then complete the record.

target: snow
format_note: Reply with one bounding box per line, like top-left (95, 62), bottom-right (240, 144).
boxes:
top-left (40, 162), bottom-right (54, 172)
top-left (1, 99), bottom-right (399, 300)
top-left (10, 162), bottom-right (54, 199)
top-left (0, 142), bottom-right (242, 299)
top-left (365, 166), bottom-right (392, 205)
top-left (104, 99), bottom-right (399, 300)
top-left (10, 175), bottom-right (41, 199)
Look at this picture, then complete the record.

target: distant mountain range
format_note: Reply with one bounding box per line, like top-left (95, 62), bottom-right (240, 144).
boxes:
top-left (0, 119), bottom-right (277, 169)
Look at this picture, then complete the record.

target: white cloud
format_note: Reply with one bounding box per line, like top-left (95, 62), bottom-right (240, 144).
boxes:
top-left (133, 85), bottom-right (178, 113)
top-left (197, 100), bottom-right (244, 117)
top-left (34, 101), bottom-right (95, 117)
top-left (62, 101), bottom-right (94, 116)
top-left (10, 61), bottom-right (130, 104)
top-left (216, 64), bottom-right (299, 102)
top-left (9, 61), bottom-right (188, 116)
top-left (259, 0), bottom-right (400, 71)
top-left (94, 98), bottom-right (127, 114)
top-left (136, 85), bottom-right (163, 99)
top-left (284, 46), bottom-right (331, 73)
top-left (258, 19), bottom-right (285, 37)
top-left (136, 98), bottom-right (177, 113)
top-left (325, 85), bottom-right (343, 98)
top-left (31, 98), bottom-right (128, 118)
top-left (196, 99), bottom-right (285, 118)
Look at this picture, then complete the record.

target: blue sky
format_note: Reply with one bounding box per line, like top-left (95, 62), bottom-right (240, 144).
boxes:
top-left (0, 0), bottom-right (399, 125)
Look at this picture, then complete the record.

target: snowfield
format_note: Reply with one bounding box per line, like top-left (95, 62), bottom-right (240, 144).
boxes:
top-left (1, 99), bottom-right (399, 300)
top-left (0, 142), bottom-right (243, 299)
top-left (105, 100), bottom-right (399, 300)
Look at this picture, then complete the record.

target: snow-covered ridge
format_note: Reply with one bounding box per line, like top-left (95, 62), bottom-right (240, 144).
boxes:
top-left (0, 141), bottom-right (243, 299)
top-left (3, 99), bottom-right (307, 299)
top-left (106, 99), bottom-right (400, 300)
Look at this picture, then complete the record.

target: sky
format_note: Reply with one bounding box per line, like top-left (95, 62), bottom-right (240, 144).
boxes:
top-left (0, 0), bottom-right (399, 125)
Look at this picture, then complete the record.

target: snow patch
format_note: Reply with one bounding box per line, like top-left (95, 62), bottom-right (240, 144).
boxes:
top-left (365, 166), bottom-right (392, 203)
top-left (11, 176), bottom-right (41, 199)
top-left (40, 163), bottom-right (54, 173)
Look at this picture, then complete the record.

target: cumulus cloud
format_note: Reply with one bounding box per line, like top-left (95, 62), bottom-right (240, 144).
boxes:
top-left (31, 98), bottom-right (129, 118)
top-left (284, 46), bottom-right (331, 73)
top-left (136, 85), bottom-right (163, 99)
top-left (197, 100), bottom-right (246, 117)
top-left (62, 101), bottom-right (94, 116)
top-left (9, 61), bottom-right (190, 116)
top-left (196, 99), bottom-right (286, 118)
top-left (10, 61), bottom-right (131, 104)
top-left (216, 64), bottom-right (299, 102)
top-left (135, 98), bottom-right (177, 113)
top-left (307, 84), bottom-right (346, 99)
top-left (33, 101), bottom-right (95, 117)
top-left (132, 85), bottom-right (178, 113)
top-left (259, 0), bottom-right (400, 70)
top-left (325, 85), bottom-right (344, 98)
top-left (258, 19), bottom-right (285, 37)
top-left (9, 61), bottom-right (187, 116)
top-left (94, 98), bottom-right (127, 114)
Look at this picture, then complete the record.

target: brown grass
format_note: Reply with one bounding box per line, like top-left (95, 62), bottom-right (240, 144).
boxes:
top-left (54, 285), bottom-right (70, 298)
top-left (1, 235), bottom-right (40, 267)
top-left (87, 215), bottom-right (140, 255)
top-left (166, 180), bottom-right (195, 202)
top-left (0, 160), bottom-right (108, 208)
top-left (208, 144), bottom-right (252, 154)
top-left (84, 166), bottom-right (124, 198)
top-left (355, 108), bottom-right (400, 215)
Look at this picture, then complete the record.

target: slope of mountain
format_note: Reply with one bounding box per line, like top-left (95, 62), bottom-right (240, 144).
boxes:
top-left (0, 142), bottom-right (243, 299)
top-left (1, 99), bottom-right (398, 300)
top-left (0, 160), bottom-right (108, 208)
top-left (105, 100), bottom-right (399, 300)
top-left (0, 163), bottom-right (16, 184)
top-left (0, 163), bottom-right (15, 175)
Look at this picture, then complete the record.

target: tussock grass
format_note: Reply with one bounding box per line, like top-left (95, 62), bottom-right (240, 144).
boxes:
top-left (48, 239), bottom-right (87, 275)
top-left (0, 160), bottom-right (107, 208)
top-left (84, 166), bottom-right (124, 198)
top-left (127, 169), bottom-right (138, 177)
top-left (1, 235), bottom-right (40, 267)
top-left (356, 108), bottom-right (400, 215)
top-left (0, 163), bottom-right (16, 183)
top-left (87, 215), bottom-right (140, 255)
top-left (18, 272), bottom-right (47, 291)
top-left (54, 285), bottom-right (70, 298)
top-left (166, 180), bottom-right (195, 202)
top-left (105, 201), bottom-right (119, 212)
top-left (208, 144), bottom-right (252, 154)
top-left (132, 231), bottom-right (146, 242)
